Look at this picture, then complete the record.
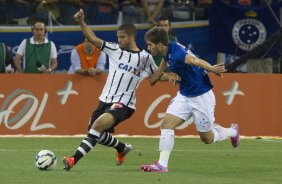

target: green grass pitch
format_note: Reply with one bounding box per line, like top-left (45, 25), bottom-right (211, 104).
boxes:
top-left (0, 137), bottom-right (281, 184)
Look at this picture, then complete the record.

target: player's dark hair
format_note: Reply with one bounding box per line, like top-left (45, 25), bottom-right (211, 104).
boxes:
top-left (145, 27), bottom-right (169, 46)
top-left (157, 16), bottom-right (171, 26)
top-left (118, 23), bottom-right (137, 39)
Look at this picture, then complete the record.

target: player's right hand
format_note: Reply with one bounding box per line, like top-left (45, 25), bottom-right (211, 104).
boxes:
top-left (74, 9), bottom-right (84, 23)
top-left (211, 63), bottom-right (226, 77)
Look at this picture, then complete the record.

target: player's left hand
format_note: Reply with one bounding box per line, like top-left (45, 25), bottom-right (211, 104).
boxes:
top-left (168, 73), bottom-right (180, 86)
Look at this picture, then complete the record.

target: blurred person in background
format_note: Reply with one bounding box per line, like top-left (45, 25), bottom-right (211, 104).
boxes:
top-left (81, 0), bottom-right (96, 24)
top-left (59, 0), bottom-right (82, 25)
top-left (153, 17), bottom-right (178, 72)
top-left (141, 0), bottom-right (164, 25)
top-left (68, 38), bottom-right (107, 75)
top-left (32, 0), bottom-right (61, 25)
top-left (93, 0), bottom-right (119, 25)
top-left (0, 42), bottom-right (15, 73)
top-left (0, 0), bottom-right (7, 24)
top-left (13, 21), bottom-right (57, 73)
top-left (170, 0), bottom-right (194, 21)
top-left (120, 0), bottom-right (145, 24)
top-left (7, 0), bottom-right (33, 25)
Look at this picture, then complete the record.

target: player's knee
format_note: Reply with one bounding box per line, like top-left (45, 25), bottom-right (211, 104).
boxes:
top-left (161, 124), bottom-right (170, 129)
top-left (92, 120), bottom-right (106, 132)
top-left (161, 122), bottom-right (174, 129)
top-left (200, 136), bottom-right (213, 144)
top-left (161, 119), bottom-right (182, 129)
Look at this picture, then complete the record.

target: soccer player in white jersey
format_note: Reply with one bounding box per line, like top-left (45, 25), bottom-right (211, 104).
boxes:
top-left (140, 27), bottom-right (240, 172)
top-left (62, 9), bottom-right (174, 171)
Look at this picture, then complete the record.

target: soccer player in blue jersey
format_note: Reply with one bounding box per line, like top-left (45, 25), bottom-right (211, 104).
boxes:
top-left (141, 27), bottom-right (240, 172)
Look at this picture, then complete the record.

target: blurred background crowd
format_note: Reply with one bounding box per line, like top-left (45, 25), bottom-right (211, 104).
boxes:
top-left (1, 0), bottom-right (282, 74)
top-left (0, 0), bottom-right (218, 26)
top-left (1, 0), bottom-right (280, 26)
top-left (0, 0), bottom-right (216, 25)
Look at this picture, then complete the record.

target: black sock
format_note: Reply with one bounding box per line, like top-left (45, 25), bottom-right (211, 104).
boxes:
top-left (98, 132), bottom-right (125, 153)
top-left (73, 130), bottom-right (100, 164)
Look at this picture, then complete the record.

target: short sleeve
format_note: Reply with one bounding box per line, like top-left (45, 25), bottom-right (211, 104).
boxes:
top-left (100, 41), bottom-right (119, 57)
top-left (16, 39), bottom-right (27, 56)
top-left (50, 41), bottom-right (57, 59)
top-left (174, 43), bottom-right (189, 64)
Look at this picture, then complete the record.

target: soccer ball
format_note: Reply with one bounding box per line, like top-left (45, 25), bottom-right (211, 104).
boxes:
top-left (35, 150), bottom-right (57, 170)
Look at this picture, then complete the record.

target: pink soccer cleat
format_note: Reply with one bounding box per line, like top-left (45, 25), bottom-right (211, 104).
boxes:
top-left (141, 162), bottom-right (168, 172)
top-left (230, 123), bottom-right (240, 148)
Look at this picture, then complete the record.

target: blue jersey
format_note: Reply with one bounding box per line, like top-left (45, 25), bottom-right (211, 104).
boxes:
top-left (165, 42), bottom-right (213, 97)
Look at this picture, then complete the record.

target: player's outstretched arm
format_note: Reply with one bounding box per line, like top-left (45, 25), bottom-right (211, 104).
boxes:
top-left (150, 59), bottom-right (166, 85)
top-left (185, 55), bottom-right (226, 77)
top-left (74, 9), bottom-right (103, 49)
top-left (159, 73), bottom-right (180, 86)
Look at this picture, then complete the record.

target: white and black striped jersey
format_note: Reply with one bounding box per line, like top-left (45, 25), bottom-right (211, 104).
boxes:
top-left (99, 41), bottom-right (158, 109)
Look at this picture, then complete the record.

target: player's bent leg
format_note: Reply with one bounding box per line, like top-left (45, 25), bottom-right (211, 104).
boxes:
top-left (160, 113), bottom-right (185, 129)
top-left (158, 114), bottom-right (184, 168)
top-left (198, 123), bottom-right (240, 148)
top-left (98, 132), bottom-right (133, 166)
top-left (198, 130), bottom-right (214, 144)
top-left (97, 106), bottom-right (135, 166)
top-left (63, 113), bottom-right (116, 170)
top-left (63, 128), bottom-right (101, 170)
top-left (93, 113), bottom-right (134, 165)
top-left (92, 113), bottom-right (116, 132)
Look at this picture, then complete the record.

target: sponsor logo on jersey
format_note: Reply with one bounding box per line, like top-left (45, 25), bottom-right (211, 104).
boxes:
top-left (118, 63), bottom-right (141, 77)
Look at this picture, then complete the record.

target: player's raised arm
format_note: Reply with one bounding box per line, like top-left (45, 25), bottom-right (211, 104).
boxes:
top-left (185, 54), bottom-right (226, 76)
top-left (74, 9), bottom-right (103, 49)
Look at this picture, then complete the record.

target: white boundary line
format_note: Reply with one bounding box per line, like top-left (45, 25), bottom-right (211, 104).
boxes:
top-left (0, 134), bottom-right (281, 139)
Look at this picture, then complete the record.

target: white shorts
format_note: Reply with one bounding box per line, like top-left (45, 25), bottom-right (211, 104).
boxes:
top-left (166, 90), bottom-right (216, 132)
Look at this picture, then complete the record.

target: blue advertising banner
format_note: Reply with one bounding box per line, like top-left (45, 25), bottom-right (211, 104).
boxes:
top-left (0, 23), bottom-right (216, 71)
top-left (209, 0), bottom-right (282, 57)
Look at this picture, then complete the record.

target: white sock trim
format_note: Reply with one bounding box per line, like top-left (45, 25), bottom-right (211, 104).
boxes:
top-left (89, 129), bottom-right (101, 137)
top-left (82, 140), bottom-right (93, 149)
top-left (78, 147), bottom-right (86, 156)
top-left (161, 129), bottom-right (175, 136)
top-left (212, 126), bottom-right (228, 142)
top-left (228, 127), bottom-right (237, 137)
top-left (212, 128), bottom-right (219, 143)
